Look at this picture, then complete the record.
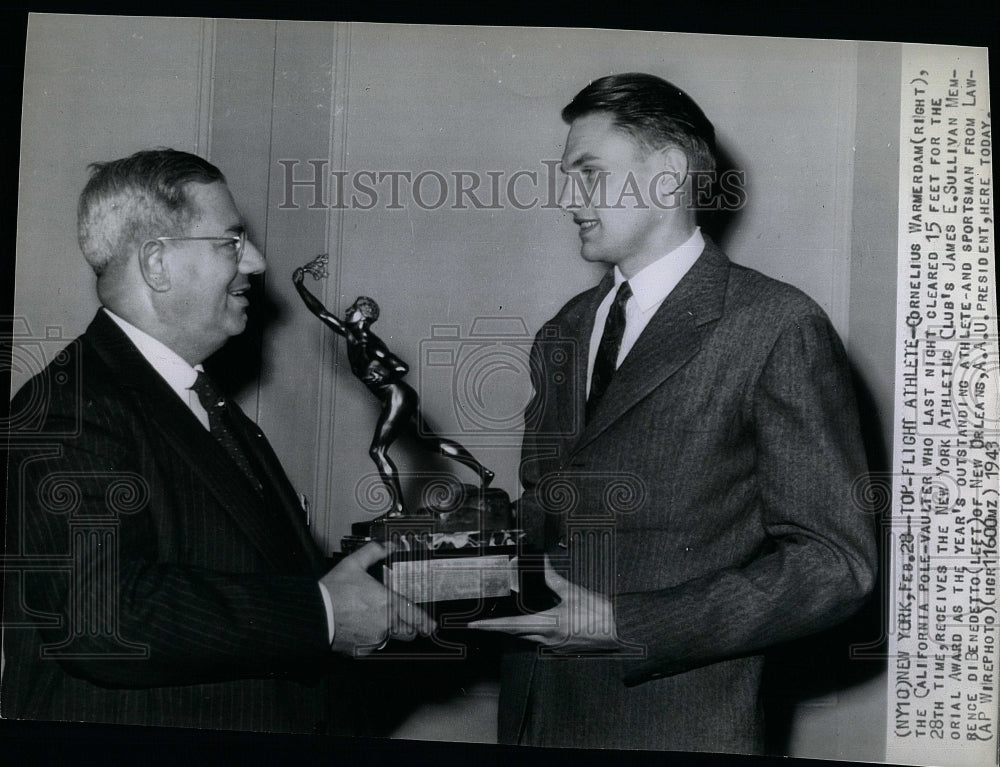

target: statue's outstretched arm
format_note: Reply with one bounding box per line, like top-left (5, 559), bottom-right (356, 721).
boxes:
top-left (293, 255), bottom-right (346, 336)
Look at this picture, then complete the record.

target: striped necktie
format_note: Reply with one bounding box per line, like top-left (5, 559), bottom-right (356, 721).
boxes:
top-left (190, 372), bottom-right (264, 494)
top-left (586, 281), bottom-right (632, 423)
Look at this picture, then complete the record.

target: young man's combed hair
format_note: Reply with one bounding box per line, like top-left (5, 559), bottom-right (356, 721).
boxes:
top-left (562, 72), bottom-right (717, 174)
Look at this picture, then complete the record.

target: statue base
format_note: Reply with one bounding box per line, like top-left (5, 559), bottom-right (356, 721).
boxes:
top-left (342, 484), bottom-right (526, 606)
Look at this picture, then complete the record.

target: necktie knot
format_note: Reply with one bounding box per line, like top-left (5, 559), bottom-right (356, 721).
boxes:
top-left (191, 371), bottom-right (226, 411)
top-left (613, 280), bottom-right (633, 309)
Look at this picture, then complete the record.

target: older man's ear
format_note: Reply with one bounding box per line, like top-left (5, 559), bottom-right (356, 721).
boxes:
top-left (138, 239), bottom-right (171, 292)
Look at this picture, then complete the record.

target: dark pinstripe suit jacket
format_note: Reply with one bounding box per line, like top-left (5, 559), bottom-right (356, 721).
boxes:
top-left (2, 311), bottom-right (342, 733)
top-left (499, 239), bottom-right (877, 752)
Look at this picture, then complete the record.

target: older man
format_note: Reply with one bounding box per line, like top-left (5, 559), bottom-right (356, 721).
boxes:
top-left (472, 73), bottom-right (877, 753)
top-left (2, 149), bottom-right (433, 733)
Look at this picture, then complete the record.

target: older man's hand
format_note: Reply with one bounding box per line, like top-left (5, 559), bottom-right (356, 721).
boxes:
top-left (320, 542), bottom-right (436, 656)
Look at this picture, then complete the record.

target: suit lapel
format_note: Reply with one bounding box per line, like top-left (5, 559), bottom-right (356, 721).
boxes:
top-left (556, 272), bottom-right (614, 448)
top-left (85, 312), bottom-right (315, 573)
top-left (570, 240), bottom-right (731, 455)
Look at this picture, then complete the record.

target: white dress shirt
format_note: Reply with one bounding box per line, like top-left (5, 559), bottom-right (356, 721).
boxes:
top-left (586, 228), bottom-right (705, 396)
top-left (103, 308), bottom-right (336, 644)
top-left (104, 309), bottom-right (211, 428)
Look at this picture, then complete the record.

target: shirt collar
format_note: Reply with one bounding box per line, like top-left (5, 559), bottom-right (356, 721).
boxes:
top-left (613, 227), bottom-right (705, 313)
top-left (102, 308), bottom-right (202, 399)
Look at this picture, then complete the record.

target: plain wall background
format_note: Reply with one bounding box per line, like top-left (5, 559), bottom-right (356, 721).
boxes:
top-left (13, 16), bottom-right (215, 359)
top-left (12, 14), bottom-right (896, 760)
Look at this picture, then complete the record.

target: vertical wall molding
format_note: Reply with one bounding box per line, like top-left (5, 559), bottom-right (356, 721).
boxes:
top-left (313, 22), bottom-right (353, 550)
top-left (195, 18), bottom-right (217, 158)
top-left (830, 44), bottom-right (859, 344)
top-left (206, 19), bottom-right (278, 424)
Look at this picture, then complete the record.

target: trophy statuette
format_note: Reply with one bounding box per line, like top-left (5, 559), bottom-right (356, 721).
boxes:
top-left (293, 255), bottom-right (523, 608)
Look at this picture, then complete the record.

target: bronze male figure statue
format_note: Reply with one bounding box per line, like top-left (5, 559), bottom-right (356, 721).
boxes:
top-left (293, 254), bottom-right (494, 518)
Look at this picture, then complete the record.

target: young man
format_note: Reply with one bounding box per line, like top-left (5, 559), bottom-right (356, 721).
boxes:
top-left (472, 73), bottom-right (877, 753)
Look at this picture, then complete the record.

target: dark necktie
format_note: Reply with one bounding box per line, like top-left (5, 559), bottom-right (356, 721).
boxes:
top-left (586, 281), bottom-right (632, 423)
top-left (191, 372), bottom-right (263, 494)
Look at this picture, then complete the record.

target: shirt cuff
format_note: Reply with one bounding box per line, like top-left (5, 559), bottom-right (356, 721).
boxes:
top-left (317, 581), bottom-right (335, 646)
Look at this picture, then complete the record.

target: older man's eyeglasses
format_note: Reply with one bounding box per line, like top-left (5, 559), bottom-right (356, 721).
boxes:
top-left (154, 231), bottom-right (248, 263)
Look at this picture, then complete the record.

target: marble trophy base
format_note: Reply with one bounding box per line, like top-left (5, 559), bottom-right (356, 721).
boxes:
top-left (341, 485), bottom-right (525, 611)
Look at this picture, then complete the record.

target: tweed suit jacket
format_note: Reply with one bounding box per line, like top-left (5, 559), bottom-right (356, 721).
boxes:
top-left (499, 239), bottom-right (877, 752)
top-left (2, 310), bottom-right (343, 733)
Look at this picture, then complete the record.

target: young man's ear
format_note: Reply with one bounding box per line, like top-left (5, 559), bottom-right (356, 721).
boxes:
top-left (138, 239), bottom-right (171, 292)
top-left (653, 146), bottom-right (690, 201)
